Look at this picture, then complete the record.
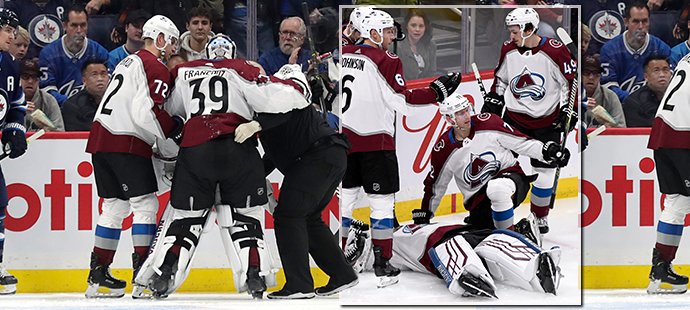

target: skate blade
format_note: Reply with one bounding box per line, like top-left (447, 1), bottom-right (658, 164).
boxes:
top-left (0, 284), bottom-right (17, 295)
top-left (647, 280), bottom-right (688, 294)
top-left (132, 284), bottom-right (154, 299)
top-left (85, 284), bottom-right (125, 298)
top-left (376, 275), bottom-right (399, 288)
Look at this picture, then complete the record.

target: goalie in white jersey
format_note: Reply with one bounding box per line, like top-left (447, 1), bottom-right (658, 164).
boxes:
top-left (646, 53), bottom-right (690, 294)
top-left (412, 92), bottom-right (570, 241)
top-left (340, 8), bottom-right (461, 288)
top-left (481, 8), bottom-right (577, 234)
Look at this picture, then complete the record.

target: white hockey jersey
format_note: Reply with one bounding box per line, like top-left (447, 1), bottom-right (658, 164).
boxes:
top-left (648, 53), bottom-right (690, 149)
top-left (87, 49), bottom-right (177, 158)
top-left (421, 113), bottom-right (546, 212)
top-left (340, 44), bottom-right (437, 153)
top-left (491, 37), bottom-right (576, 130)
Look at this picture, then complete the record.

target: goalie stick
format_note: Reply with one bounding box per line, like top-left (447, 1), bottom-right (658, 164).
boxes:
top-left (548, 27), bottom-right (578, 209)
top-left (0, 129), bottom-right (46, 161)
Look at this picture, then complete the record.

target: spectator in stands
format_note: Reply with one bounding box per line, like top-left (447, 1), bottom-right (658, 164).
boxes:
top-left (108, 9), bottom-right (151, 68)
top-left (581, 23), bottom-right (591, 57)
top-left (179, 7), bottom-right (215, 61)
top-left (224, 0), bottom-right (278, 58)
top-left (9, 26), bottom-right (29, 61)
top-left (85, 0), bottom-right (200, 32)
top-left (62, 59), bottom-right (110, 131)
top-left (39, 5), bottom-right (110, 107)
top-left (600, 1), bottom-right (671, 103)
top-left (670, 4), bottom-right (690, 65)
top-left (582, 54), bottom-right (627, 128)
top-left (20, 58), bottom-right (65, 132)
top-left (259, 16), bottom-right (313, 75)
top-left (5, 0), bottom-right (72, 59)
top-left (563, 0), bottom-right (629, 55)
top-left (623, 55), bottom-right (672, 127)
top-left (397, 9), bottom-right (437, 80)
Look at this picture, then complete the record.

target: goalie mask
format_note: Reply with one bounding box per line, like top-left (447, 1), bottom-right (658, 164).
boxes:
top-left (206, 34), bottom-right (237, 60)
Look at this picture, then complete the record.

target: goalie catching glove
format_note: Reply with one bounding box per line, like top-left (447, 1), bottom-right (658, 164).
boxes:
top-left (542, 141), bottom-right (570, 167)
top-left (430, 73), bottom-right (462, 102)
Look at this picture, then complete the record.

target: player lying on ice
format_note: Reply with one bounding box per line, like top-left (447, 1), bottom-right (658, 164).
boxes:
top-left (344, 218), bottom-right (563, 298)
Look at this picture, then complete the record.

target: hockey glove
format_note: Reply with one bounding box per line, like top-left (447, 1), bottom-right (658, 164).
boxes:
top-left (234, 120), bottom-right (262, 143)
top-left (412, 208), bottom-right (433, 225)
top-left (430, 73), bottom-right (462, 102)
top-left (1, 123), bottom-right (27, 159)
top-left (542, 141), bottom-right (570, 167)
top-left (309, 77), bottom-right (323, 105)
top-left (170, 115), bottom-right (185, 145)
top-left (552, 105), bottom-right (578, 132)
top-left (481, 92), bottom-right (505, 116)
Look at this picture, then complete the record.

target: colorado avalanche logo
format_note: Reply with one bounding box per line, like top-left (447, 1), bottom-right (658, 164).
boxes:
top-left (589, 10), bottom-right (624, 44)
top-left (433, 139), bottom-right (445, 152)
top-left (463, 152), bottom-right (501, 188)
top-left (509, 67), bottom-right (546, 101)
top-left (28, 14), bottom-right (63, 47)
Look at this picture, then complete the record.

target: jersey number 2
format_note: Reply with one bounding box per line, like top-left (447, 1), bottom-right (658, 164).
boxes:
top-left (663, 69), bottom-right (686, 111)
top-left (100, 74), bottom-right (124, 115)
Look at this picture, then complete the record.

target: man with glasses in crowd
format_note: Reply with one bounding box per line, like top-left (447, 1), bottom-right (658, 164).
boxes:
top-left (259, 17), bottom-right (314, 75)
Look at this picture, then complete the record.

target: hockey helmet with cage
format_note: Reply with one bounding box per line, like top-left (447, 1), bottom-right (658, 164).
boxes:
top-left (439, 91), bottom-right (472, 117)
top-left (359, 10), bottom-right (395, 45)
top-left (142, 15), bottom-right (180, 50)
top-left (0, 8), bottom-right (19, 29)
top-left (505, 8), bottom-right (540, 34)
top-left (206, 34), bottom-right (237, 60)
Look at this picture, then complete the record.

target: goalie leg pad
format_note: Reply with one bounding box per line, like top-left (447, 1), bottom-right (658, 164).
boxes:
top-left (134, 206), bottom-right (212, 297)
top-left (217, 204), bottom-right (278, 297)
top-left (486, 178), bottom-right (516, 230)
top-left (427, 235), bottom-right (496, 297)
top-left (475, 230), bottom-right (563, 294)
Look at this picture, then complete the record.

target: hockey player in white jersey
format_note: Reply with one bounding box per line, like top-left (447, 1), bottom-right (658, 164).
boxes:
top-left (340, 8), bottom-right (461, 288)
top-left (345, 218), bottom-right (563, 297)
top-left (84, 15), bottom-right (183, 299)
top-left (481, 8), bottom-right (577, 234)
top-left (646, 53), bottom-right (690, 294)
top-left (134, 35), bottom-right (318, 299)
top-left (413, 92), bottom-right (570, 244)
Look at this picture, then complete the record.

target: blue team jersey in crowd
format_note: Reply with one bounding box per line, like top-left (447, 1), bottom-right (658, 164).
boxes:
top-left (108, 45), bottom-right (133, 69)
top-left (0, 51), bottom-right (27, 126)
top-left (4, 0), bottom-right (71, 59)
top-left (39, 36), bottom-right (110, 106)
top-left (600, 32), bottom-right (671, 102)
top-left (670, 41), bottom-right (690, 67)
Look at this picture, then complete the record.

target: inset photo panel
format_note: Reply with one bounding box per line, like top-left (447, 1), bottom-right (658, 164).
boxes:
top-left (338, 4), bottom-right (581, 306)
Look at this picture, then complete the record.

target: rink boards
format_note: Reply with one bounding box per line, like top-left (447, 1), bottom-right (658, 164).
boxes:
top-left (0, 74), bottom-right (579, 293)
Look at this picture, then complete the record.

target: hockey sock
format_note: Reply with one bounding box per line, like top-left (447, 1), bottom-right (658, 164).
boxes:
top-left (372, 238), bottom-right (393, 259)
top-left (655, 194), bottom-right (687, 262)
top-left (369, 193), bottom-right (395, 259)
top-left (341, 217), bottom-right (352, 249)
top-left (0, 206), bottom-right (5, 263)
top-left (531, 167), bottom-right (556, 218)
top-left (132, 223), bottom-right (156, 261)
top-left (487, 178), bottom-right (516, 229)
top-left (93, 225), bottom-right (122, 266)
top-left (249, 247), bottom-right (260, 268)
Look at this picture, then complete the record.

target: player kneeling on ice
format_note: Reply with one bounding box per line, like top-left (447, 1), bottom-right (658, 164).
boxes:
top-left (410, 91), bottom-right (570, 246)
top-left (346, 219), bottom-right (563, 297)
top-left (134, 34), bottom-right (283, 299)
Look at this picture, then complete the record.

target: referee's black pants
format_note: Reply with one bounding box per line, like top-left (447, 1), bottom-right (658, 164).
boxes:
top-left (273, 144), bottom-right (357, 293)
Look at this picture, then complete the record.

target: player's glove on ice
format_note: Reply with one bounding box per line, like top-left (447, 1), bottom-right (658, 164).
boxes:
top-left (2, 123), bottom-right (27, 159)
top-left (542, 141), bottom-right (570, 167)
top-left (481, 92), bottom-right (505, 116)
top-left (553, 104), bottom-right (577, 132)
top-left (412, 208), bottom-right (433, 225)
top-left (234, 120), bottom-right (262, 143)
top-left (430, 73), bottom-right (461, 102)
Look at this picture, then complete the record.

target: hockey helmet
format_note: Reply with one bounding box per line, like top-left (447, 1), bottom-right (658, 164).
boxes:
top-left (0, 8), bottom-right (19, 29)
top-left (348, 6), bottom-right (376, 35)
top-left (505, 8), bottom-right (540, 34)
top-left (358, 10), bottom-right (395, 45)
top-left (142, 15), bottom-right (180, 48)
top-left (206, 34), bottom-right (237, 60)
top-left (439, 92), bottom-right (472, 117)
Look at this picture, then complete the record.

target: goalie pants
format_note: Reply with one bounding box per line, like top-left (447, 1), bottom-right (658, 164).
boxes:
top-left (273, 143), bottom-right (357, 292)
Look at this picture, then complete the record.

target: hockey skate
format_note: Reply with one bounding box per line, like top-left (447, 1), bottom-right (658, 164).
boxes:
top-left (647, 249), bottom-right (688, 294)
top-left (85, 253), bottom-right (126, 298)
top-left (345, 220), bottom-right (372, 273)
top-left (514, 214), bottom-right (542, 247)
top-left (0, 263), bottom-right (17, 295)
top-left (536, 215), bottom-right (549, 234)
top-left (373, 246), bottom-right (400, 288)
top-left (458, 270), bottom-right (498, 299)
top-left (131, 253), bottom-right (153, 299)
top-left (246, 266), bottom-right (267, 299)
top-left (536, 250), bottom-right (562, 295)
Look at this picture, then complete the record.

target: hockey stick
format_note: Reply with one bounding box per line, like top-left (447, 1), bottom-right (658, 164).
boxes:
top-left (301, 1), bottom-right (328, 119)
top-left (471, 62), bottom-right (488, 98)
top-left (587, 125), bottom-right (606, 140)
top-left (548, 28), bottom-right (579, 209)
top-left (0, 129), bottom-right (46, 161)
